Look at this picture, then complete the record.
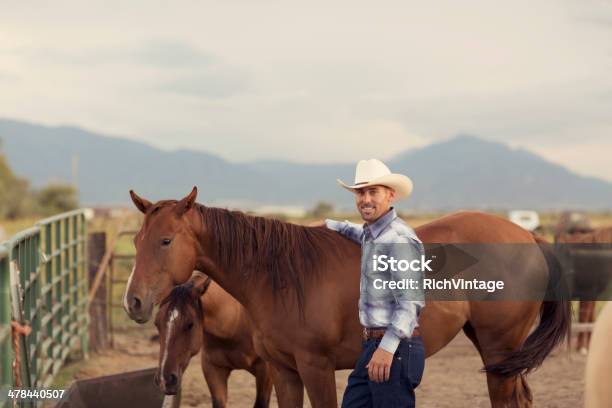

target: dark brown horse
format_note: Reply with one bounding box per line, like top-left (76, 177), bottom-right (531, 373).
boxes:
top-left (155, 270), bottom-right (273, 407)
top-left (124, 187), bottom-right (570, 407)
top-left (556, 227), bottom-right (612, 353)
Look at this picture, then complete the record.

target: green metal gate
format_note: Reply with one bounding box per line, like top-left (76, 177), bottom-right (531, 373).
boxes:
top-left (0, 246), bottom-right (11, 393)
top-left (0, 209), bottom-right (89, 405)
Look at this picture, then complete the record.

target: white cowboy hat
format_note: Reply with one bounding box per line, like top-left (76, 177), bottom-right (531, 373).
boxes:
top-left (337, 159), bottom-right (413, 200)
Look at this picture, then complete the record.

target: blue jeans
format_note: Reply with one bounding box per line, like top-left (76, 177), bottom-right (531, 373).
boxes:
top-left (341, 337), bottom-right (425, 408)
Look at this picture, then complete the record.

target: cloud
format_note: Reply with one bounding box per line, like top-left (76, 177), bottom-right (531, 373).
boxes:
top-left (8, 40), bottom-right (250, 98)
top-left (0, 71), bottom-right (19, 82)
top-left (157, 70), bottom-right (249, 99)
top-left (1, 1), bottom-right (611, 181)
top-left (12, 47), bottom-right (121, 66)
top-left (11, 40), bottom-right (223, 70)
top-left (137, 41), bottom-right (251, 98)
top-left (572, 0), bottom-right (612, 30)
top-left (577, 15), bottom-right (612, 28)
top-left (133, 40), bottom-right (215, 69)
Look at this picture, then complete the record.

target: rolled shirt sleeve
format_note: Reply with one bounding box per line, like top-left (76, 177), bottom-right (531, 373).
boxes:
top-left (378, 237), bottom-right (425, 354)
top-left (325, 219), bottom-right (363, 244)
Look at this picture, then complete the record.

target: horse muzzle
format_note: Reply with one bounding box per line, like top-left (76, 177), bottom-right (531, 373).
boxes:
top-left (124, 292), bottom-right (153, 323)
top-left (161, 372), bottom-right (180, 395)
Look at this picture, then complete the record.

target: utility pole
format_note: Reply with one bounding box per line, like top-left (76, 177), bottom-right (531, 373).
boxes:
top-left (71, 154), bottom-right (79, 188)
top-left (71, 154), bottom-right (80, 203)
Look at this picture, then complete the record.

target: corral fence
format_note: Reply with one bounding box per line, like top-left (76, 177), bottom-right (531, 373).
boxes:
top-left (0, 210), bottom-right (89, 407)
top-left (106, 230), bottom-right (138, 346)
top-left (86, 227), bottom-right (138, 350)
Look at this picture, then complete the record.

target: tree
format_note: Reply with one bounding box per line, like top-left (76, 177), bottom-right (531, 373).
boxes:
top-left (0, 150), bottom-right (33, 219)
top-left (35, 183), bottom-right (79, 216)
top-left (310, 201), bottom-right (335, 218)
top-left (0, 138), bottom-right (80, 219)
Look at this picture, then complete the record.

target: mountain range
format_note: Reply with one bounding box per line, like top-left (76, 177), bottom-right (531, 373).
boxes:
top-left (1, 118), bottom-right (611, 211)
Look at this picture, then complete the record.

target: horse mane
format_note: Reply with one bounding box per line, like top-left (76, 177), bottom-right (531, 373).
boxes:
top-left (160, 284), bottom-right (203, 320)
top-left (197, 204), bottom-right (346, 312)
top-left (557, 226), bottom-right (612, 244)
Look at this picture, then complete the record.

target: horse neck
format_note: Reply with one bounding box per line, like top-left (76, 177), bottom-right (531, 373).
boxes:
top-left (191, 205), bottom-right (252, 306)
top-left (201, 286), bottom-right (246, 340)
top-left (192, 205), bottom-right (317, 317)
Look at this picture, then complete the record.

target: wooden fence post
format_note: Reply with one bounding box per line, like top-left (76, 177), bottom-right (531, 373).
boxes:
top-left (88, 232), bottom-right (109, 352)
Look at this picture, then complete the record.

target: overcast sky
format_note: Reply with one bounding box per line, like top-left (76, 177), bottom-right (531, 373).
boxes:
top-left (1, 0), bottom-right (612, 180)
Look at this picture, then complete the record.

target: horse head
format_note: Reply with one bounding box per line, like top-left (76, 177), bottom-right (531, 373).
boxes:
top-left (154, 271), bottom-right (210, 394)
top-left (123, 187), bottom-right (201, 323)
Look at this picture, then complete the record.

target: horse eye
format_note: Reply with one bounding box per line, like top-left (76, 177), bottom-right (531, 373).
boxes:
top-left (161, 238), bottom-right (172, 246)
top-left (185, 322), bottom-right (194, 331)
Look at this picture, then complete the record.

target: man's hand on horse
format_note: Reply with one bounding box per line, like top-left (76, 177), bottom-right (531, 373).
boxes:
top-left (366, 347), bottom-right (394, 382)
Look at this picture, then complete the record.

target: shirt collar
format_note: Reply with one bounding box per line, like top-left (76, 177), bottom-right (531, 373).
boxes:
top-left (364, 207), bottom-right (397, 239)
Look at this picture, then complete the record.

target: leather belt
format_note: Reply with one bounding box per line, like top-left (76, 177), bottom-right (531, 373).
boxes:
top-left (362, 326), bottom-right (421, 341)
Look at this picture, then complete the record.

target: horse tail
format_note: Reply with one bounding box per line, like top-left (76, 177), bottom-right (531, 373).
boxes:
top-left (484, 236), bottom-right (572, 377)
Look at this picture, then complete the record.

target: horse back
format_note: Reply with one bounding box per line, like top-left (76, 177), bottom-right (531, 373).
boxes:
top-left (416, 211), bottom-right (535, 243)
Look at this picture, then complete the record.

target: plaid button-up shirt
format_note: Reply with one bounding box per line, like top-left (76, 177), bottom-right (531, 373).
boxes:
top-left (326, 208), bottom-right (425, 354)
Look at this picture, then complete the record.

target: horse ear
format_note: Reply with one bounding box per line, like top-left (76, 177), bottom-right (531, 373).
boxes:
top-left (175, 186), bottom-right (198, 216)
top-left (188, 270), bottom-right (211, 297)
top-left (130, 190), bottom-right (153, 214)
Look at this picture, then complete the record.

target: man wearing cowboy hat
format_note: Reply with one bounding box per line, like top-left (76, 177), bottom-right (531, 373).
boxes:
top-left (325, 159), bottom-right (425, 407)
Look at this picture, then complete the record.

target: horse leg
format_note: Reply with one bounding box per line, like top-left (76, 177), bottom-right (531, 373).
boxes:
top-left (463, 322), bottom-right (482, 354)
top-left (577, 301), bottom-right (595, 354)
top-left (577, 301), bottom-right (587, 353)
top-left (585, 301), bottom-right (596, 352)
top-left (294, 352), bottom-right (337, 408)
top-left (474, 329), bottom-right (533, 408)
top-left (419, 301), bottom-right (469, 357)
top-left (247, 358), bottom-right (274, 408)
top-left (482, 368), bottom-right (532, 408)
top-left (464, 323), bottom-right (532, 408)
top-left (272, 363), bottom-right (304, 408)
top-left (201, 356), bottom-right (231, 408)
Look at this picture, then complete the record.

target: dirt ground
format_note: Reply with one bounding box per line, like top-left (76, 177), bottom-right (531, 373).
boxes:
top-left (69, 325), bottom-right (586, 408)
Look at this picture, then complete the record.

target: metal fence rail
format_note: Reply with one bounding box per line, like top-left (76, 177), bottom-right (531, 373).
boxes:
top-left (0, 209), bottom-right (88, 405)
top-left (37, 210), bottom-right (89, 388)
top-left (0, 246), bottom-right (11, 393)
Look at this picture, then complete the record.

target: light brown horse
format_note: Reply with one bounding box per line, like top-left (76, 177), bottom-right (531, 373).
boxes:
top-left (154, 270), bottom-right (273, 407)
top-left (556, 227), bottom-right (612, 353)
top-left (124, 187), bottom-right (570, 408)
top-left (584, 301), bottom-right (612, 408)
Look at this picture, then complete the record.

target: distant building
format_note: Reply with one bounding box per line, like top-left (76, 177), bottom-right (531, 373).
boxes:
top-left (91, 206), bottom-right (130, 219)
top-left (508, 210), bottom-right (540, 232)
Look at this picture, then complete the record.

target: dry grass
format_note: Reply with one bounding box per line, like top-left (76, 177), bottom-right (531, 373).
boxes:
top-left (0, 216), bottom-right (40, 237)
